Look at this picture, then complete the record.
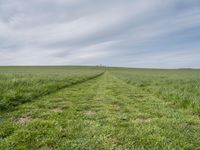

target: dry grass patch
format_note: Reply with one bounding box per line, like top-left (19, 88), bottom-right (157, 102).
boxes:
top-left (16, 116), bottom-right (32, 124)
top-left (82, 110), bottom-right (96, 116)
top-left (133, 115), bottom-right (152, 123)
top-left (51, 108), bottom-right (63, 113)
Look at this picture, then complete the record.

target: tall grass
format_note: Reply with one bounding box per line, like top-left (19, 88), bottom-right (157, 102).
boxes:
top-left (0, 66), bottom-right (104, 111)
top-left (109, 68), bottom-right (200, 113)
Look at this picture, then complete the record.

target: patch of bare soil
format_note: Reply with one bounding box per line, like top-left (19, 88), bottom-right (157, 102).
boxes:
top-left (51, 108), bottom-right (63, 113)
top-left (82, 110), bottom-right (96, 116)
top-left (16, 116), bottom-right (32, 124)
top-left (134, 115), bottom-right (152, 123)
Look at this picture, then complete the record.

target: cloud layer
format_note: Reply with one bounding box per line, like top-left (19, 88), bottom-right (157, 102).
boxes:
top-left (0, 0), bottom-right (200, 68)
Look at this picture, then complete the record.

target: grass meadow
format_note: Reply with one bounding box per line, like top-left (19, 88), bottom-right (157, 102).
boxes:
top-left (0, 66), bottom-right (104, 111)
top-left (109, 68), bottom-right (200, 113)
top-left (1, 66), bottom-right (200, 149)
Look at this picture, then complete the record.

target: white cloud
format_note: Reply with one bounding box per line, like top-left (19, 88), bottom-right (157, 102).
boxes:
top-left (0, 0), bottom-right (200, 67)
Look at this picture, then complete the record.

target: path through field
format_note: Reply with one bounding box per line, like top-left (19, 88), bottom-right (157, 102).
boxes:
top-left (1, 72), bottom-right (200, 149)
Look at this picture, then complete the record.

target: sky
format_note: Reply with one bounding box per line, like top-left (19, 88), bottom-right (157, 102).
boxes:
top-left (0, 0), bottom-right (200, 68)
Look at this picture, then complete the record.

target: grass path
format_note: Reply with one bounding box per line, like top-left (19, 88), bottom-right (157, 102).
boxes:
top-left (1, 72), bottom-right (200, 149)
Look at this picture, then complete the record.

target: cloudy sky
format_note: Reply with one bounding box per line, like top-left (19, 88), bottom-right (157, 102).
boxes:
top-left (0, 0), bottom-right (200, 68)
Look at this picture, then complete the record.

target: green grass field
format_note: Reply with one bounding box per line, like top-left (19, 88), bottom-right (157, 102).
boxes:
top-left (1, 66), bottom-right (200, 149)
